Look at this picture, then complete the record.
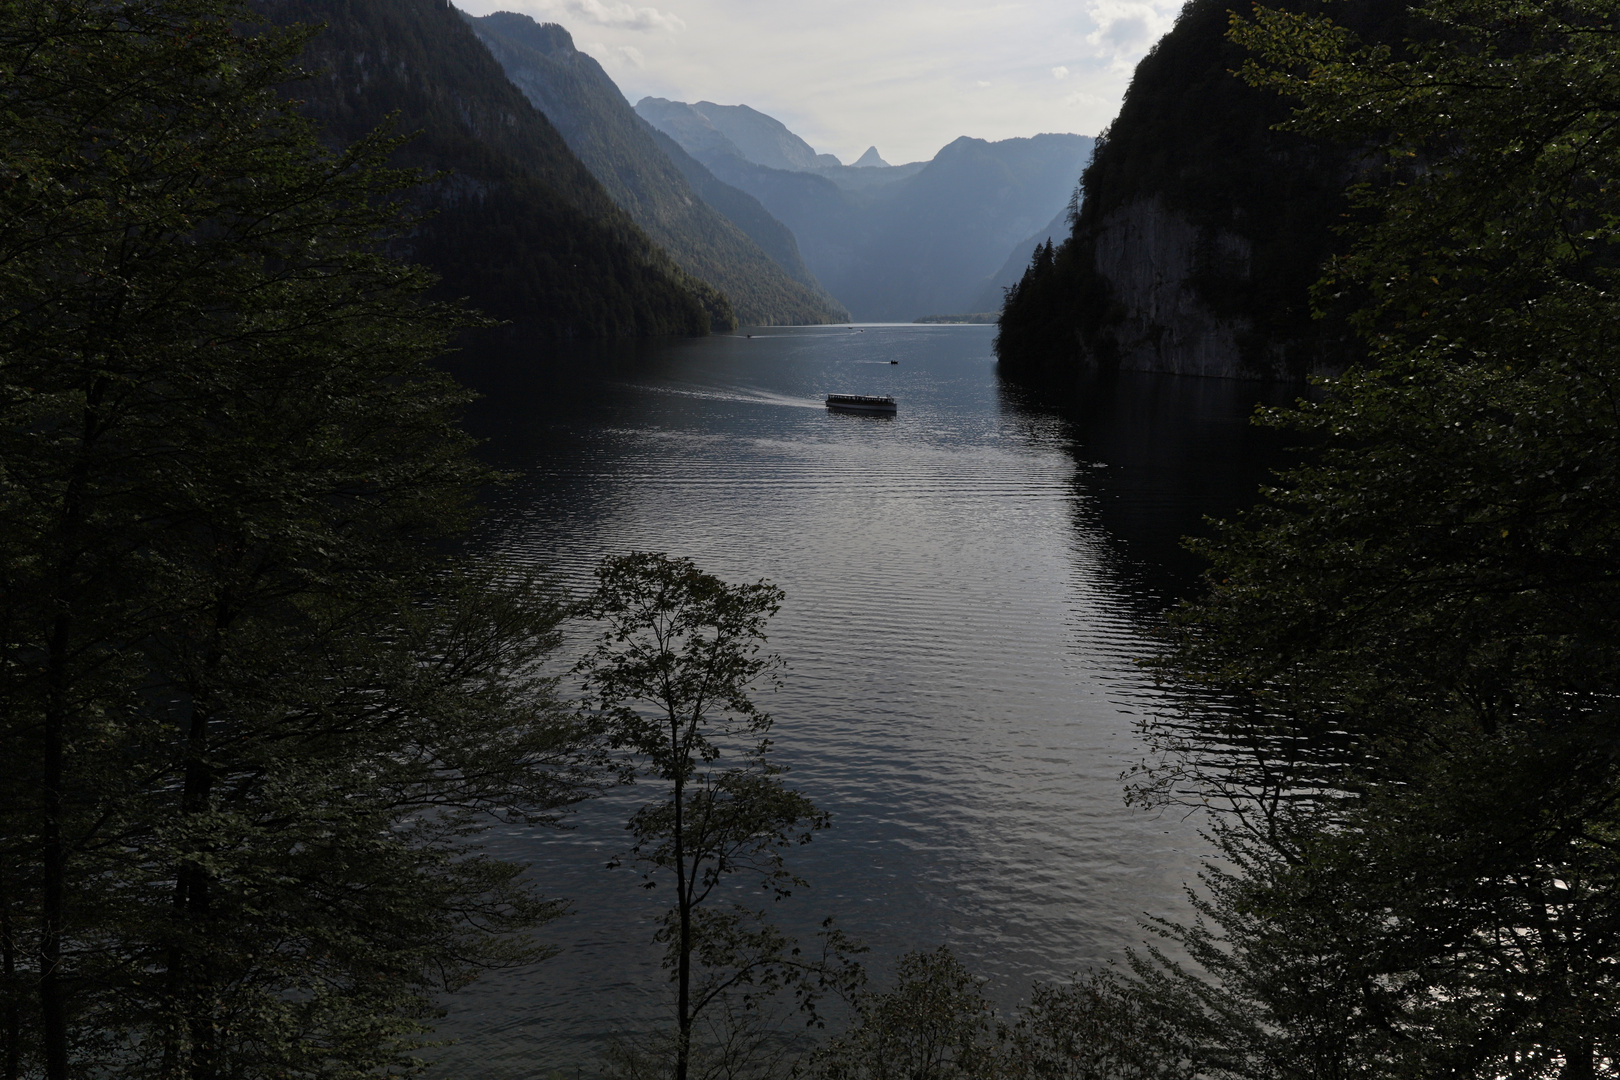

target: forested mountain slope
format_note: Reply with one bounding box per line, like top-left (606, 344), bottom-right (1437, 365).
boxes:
top-left (259, 0), bottom-right (728, 336)
top-left (466, 14), bottom-right (847, 325)
top-left (996, 0), bottom-right (1410, 378)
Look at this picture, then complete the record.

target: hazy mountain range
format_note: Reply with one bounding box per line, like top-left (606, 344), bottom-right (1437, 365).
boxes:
top-left (255, 0), bottom-right (1093, 335)
top-left (637, 99), bottom-right (1094, 321)
top-left (636, 98), bottom-right (844, 173)
top-left (968, 206), bottom-right (1072, 315)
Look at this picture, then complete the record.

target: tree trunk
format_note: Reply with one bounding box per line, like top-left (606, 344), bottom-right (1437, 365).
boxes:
top-left (2, 863), bottom-right (18, 1080)
top-left (162, 673), bottom-right (223, 1080)
top-left (37, 372), bottom-right (106, 1080)
top-left (41, 611), bottom-right (70, 1080)
top-left (1562, 1036), bottom-right (1594, 1080)
top-left (674, 759), bottom-right (691, 1080)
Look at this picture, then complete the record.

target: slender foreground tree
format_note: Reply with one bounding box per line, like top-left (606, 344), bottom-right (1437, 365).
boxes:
top-left (0, 3), bottom-right (595, 1077)
top-left (576, 553), bottom-right (863, 1080)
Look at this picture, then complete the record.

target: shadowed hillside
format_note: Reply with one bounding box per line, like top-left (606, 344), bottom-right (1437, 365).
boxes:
top-left (260, 0), bottom-right (728, 337)
top-left (643, 127), bottom-right (829, 299)
top-left (467, 13), bottom-right (848, 325)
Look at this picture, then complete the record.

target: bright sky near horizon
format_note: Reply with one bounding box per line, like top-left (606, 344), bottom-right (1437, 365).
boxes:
top-left (450, 0), bottom-right (1184, 165)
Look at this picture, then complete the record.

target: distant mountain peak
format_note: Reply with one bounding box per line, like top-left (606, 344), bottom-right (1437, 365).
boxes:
top-left (852, 146), bottom-right (889, 168)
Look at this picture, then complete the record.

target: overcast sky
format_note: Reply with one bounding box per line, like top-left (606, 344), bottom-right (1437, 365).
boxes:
top-left (451, 0), bottom-right (1183, 165)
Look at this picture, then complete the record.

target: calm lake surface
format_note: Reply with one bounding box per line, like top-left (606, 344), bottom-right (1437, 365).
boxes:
top-left (439, 324), bottom-right (1294, 1075)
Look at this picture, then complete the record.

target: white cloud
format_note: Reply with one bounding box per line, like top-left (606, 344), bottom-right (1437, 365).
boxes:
top-left (455, 0), bottom-right (1184, 162)
top-left (1081, 1), bottom-right (1170, 63)
top-left (553, 0), bottom-right (685, 32)
top-left (1051, 65), bottom-right (1069, 79)
top-left (1099, 16), bottom-right (1147, 45)
top-left (588, 40), bottom-right (647, 66)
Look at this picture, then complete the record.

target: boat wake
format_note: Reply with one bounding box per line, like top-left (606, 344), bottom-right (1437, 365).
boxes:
top-left (621, 382), bottom-right (825, 409)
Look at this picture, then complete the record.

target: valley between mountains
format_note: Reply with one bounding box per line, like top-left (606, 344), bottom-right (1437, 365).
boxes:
top-left (261, 0), bottom-right (1091, 332)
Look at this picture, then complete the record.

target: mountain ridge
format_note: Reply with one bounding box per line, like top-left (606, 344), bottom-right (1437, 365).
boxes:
top-left (468, 14), bottom-right (846, 324)
top-left (640, 102), bottom-right (1093, 321)
top-left (260, 0), bottom-right (725, 337)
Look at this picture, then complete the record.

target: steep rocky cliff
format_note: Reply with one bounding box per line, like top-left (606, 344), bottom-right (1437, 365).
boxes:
top-left (996, 0), bottom-right (1410, 380)
top-left (1085, 197), bottom-right (1252, 377)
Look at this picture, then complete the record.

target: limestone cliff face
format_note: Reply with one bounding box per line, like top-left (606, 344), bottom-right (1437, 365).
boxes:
top-left (1090, 198), bottom-right (1252, 378)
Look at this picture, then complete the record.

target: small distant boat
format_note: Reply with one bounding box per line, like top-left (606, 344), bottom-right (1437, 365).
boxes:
top-left (826, 393), bottom-right (897, 414)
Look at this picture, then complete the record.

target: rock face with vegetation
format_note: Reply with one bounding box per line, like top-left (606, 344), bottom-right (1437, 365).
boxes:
top-left (644, 126), bottom-right (830, 299)
top-left (996, 0), bottom-right (1408, 379)
top-left (466, 14), bottom-right (848, 325)
top-left (261, 0), bottom-right (729, 336)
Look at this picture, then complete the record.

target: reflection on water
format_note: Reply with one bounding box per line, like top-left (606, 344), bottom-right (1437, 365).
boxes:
top-left (998, 367), bottom-right (1304, 600)
top-left (435, 326), bottom-right (1296, 1075)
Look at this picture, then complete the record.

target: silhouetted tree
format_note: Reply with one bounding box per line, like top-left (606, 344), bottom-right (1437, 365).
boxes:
top-left (576, 553), bottom-right (863, 1080)
top-left (0, 3), bottom-right (595, 1075)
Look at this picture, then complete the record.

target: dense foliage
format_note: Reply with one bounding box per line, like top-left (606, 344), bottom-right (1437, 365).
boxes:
top-left (995, 0), bottom-right (1411, 379)
top-left (804, 948), bottom-right (1193, 1080)
top-left (261, 0), bottom-right (728, 337)
top-left (1107, 0), bottom-right (1620, 1074)
top-left (0, 3), bottom-right (594, 1076)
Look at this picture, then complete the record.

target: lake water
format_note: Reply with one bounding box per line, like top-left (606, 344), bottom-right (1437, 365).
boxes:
top-left (439, 324), bottom-right (1294, 1075)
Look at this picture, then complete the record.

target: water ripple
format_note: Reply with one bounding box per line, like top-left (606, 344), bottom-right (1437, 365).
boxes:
top-left (434, 326), bottom-right (1276, 1076)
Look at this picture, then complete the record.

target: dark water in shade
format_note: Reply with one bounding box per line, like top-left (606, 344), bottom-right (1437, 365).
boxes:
top-left (434, 324), bottom-right (1299, 1076)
